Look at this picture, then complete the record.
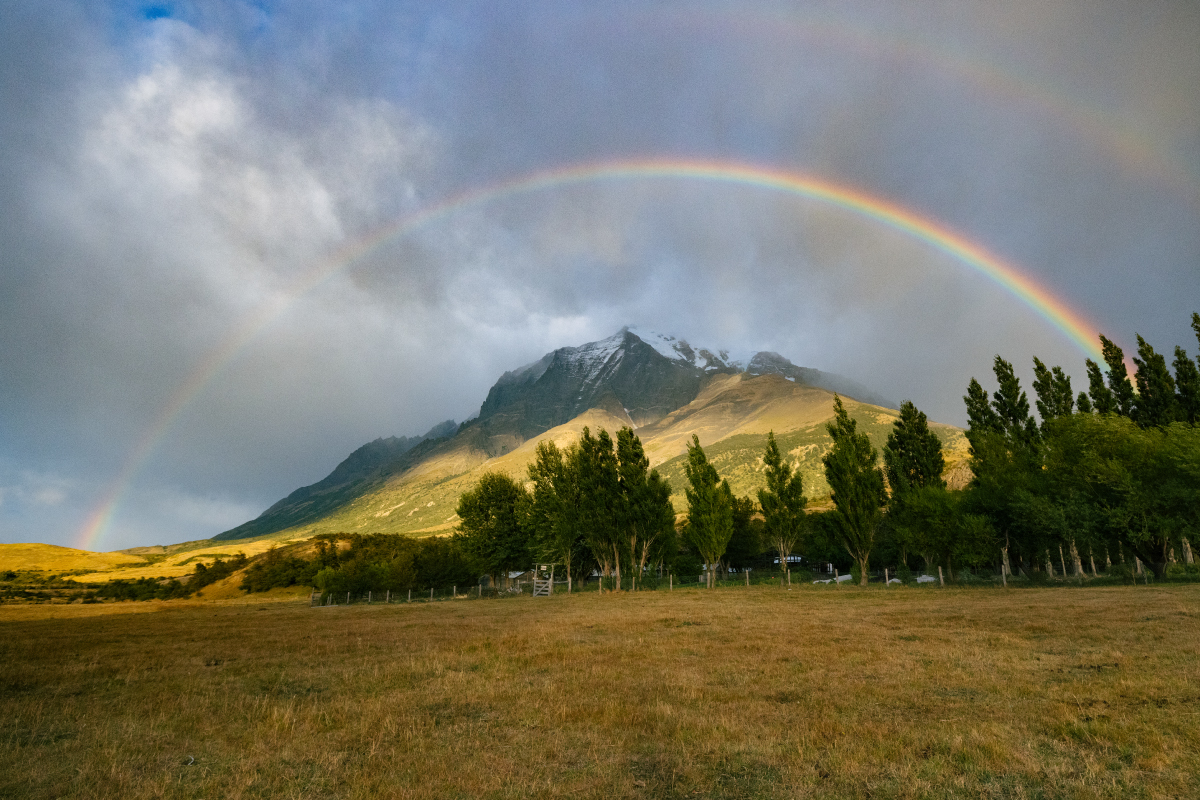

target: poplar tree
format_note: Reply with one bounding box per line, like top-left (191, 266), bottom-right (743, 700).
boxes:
top-left (1086, 359), bottom-right (1115, 414)
top-left (1032, 357), bottom-right (1074, 429)
top-left (1132, 334), bottom-right (1178, 427)
top-left (455, 472), bottom-right (532, 591)
top-left (883, 401), bottom-right (946, 493)
top-left (1173, 346), bottom-right (1200, 425)
top-left (991, 356), bottom-right (1039, 445)
top-left (527, 440), bottom-right (585, 592)
top-left (616, 426), bottom-right (675, 590)
top-left (822, 395), bottom-right (886, 586)
top-left (757, 431), bottom-right (806, 585)
top-left (576, 427), bottom-right (623, 588)
top-left (683, 435), bottom-right (733, 589)
top-left (1100, 335), bottom-right (1136, 417)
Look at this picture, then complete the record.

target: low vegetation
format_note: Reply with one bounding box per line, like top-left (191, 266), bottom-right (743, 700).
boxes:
top-left (3, 585), bottom-right (1199, 799)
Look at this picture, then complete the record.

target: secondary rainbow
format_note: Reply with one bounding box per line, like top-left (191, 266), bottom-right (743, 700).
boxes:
top-left (76, 157), bottom-right (1108, 550)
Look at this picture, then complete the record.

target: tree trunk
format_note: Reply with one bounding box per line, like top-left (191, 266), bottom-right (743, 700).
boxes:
top-left (858, 554), bottom-right (869, 586)
top-left (612, 543), bottom-right (622, 592)
top-left (1070, 540), bottom-right (1084, 577)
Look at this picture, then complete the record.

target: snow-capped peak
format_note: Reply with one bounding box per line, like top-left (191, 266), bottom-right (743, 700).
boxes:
top-left (625, 326), bottom-right (750, 372)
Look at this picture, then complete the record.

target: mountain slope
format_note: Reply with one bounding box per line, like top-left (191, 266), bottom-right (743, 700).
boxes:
top-left (213, 420), bottom-right (456, 541)
top-left (215, 329), bottom-right (920, 542)
top-left (220, 373), bottom-right (966, 540)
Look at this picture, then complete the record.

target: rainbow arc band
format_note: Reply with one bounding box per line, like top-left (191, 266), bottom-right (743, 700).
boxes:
top-left (75, 158), bottom-right (1106, 550)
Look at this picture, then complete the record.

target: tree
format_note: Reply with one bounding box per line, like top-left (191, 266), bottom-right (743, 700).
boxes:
top-left (757, 431), bottom-right (806, 586)
top-left (1032, 357), bottom-right (1074, 429)
top-left (1100, 335), bottom-right (1136, 417)
top-left (576, 427), bottom-right (624, 589)
top-left (991, 356), bottom-right (1039, 446)
top-left (1174, 346), bottom-right (1200, 425)
top-left (883, 400), bottom-right (947, 570)
top-left (616, 426), bottom-right (675, 591)
top-left (527, 441), bottom-right (587, 592)
top-left (883, 401), bottom-right (946, 493)
top-left (683, 435), bottom-right (734, 589)
top-left (455, 472), bottom-right (531, 590)
top-left (725, 494), bottom-right (764, 573)
top-left (1132, 334), bottom-right (1178, 427)
top-left (822, 396), bottom-right (886, 586)
top-left (1086, 359), bottom-right (1115, 415)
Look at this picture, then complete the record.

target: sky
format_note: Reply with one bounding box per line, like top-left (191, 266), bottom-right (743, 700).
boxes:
top-left (1, 1), bottom-right (1198, 551)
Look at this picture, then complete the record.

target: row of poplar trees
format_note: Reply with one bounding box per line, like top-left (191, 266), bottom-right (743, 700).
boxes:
top-left (453, 424), bottom-right (817, 591)
top-left (810, 313), bottom-right (1200, 585)
top-left (958, 313), bottom-right (1200, 579)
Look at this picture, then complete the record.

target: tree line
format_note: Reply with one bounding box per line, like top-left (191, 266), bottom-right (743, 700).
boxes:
top-left (453, 313), bottom-right (1200, 589)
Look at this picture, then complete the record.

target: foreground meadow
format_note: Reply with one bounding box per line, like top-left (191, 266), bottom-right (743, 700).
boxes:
top-left (3, 585), bottom-right (1199, 799)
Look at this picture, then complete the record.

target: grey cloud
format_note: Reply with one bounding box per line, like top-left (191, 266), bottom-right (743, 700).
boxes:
top-left (1, 0), bottom-right (1197, 549)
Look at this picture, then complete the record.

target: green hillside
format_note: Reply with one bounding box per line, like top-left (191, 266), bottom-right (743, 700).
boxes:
top-left (238, 374), bottom-right (967, 540)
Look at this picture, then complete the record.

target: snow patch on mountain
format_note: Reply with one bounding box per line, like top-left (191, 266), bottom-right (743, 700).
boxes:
top-left (625, 326), bottom-right (750, 371)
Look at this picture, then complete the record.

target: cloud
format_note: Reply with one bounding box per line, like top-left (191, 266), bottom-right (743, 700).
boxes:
top-left (0, 0), bottom-right (1197, 549)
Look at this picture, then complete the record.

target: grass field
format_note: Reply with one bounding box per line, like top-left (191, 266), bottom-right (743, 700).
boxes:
top-left (3, 584), bottom-right (1199, 799)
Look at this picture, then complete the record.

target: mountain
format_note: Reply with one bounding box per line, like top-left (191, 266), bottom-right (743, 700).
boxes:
top-left (214, 330), bottom-right (933, 543)
top-left (213, 420), bottom-right (456, 541)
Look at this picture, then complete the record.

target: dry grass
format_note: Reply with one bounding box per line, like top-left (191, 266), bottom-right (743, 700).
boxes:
top-left (3, 584), bottom-right (1199, 799)
top-left (0, 543), bottom-right (148, 573)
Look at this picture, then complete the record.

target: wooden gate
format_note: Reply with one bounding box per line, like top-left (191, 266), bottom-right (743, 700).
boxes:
top-left (532, 564), bottom-right (556, 597)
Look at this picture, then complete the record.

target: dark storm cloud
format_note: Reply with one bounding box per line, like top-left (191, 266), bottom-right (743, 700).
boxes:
top-left (1, 0), bottom-right (1198, 549)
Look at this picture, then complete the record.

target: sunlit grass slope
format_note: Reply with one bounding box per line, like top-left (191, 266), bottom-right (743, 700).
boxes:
top-left (3, 585), bottom-right (1197, 799)
top-left (259, 373), bottom-right (967, 538)
top-left (0, 543), bottom-right (147, 573)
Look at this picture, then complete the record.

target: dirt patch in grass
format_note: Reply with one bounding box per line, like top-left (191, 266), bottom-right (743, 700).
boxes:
top-left (2, 584), bottom-right (1199, 798)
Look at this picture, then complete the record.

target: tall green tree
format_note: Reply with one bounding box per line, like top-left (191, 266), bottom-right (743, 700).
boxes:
top-left (883, 400), bottom-right (947, 571)
top-left (757, 431), bottom-right (806, 586)
top-left (576, 427), bottom-right (623, 588)
top-left (1032, 357), bottom-right (1074, 429)
top-left (616, 426), bottom-right (676, 590)
top-left (455, 472), bottom-right (532, 590)
top-left (991, 356), bottom-right (1040, 446)
top-left (822, 396), bottom-right (886, 586)
top-left (1086, 358), bottom-right (1116, 415)
top-left (1132, 334), bottom-right (1178, 427)
top-left (527, 440), bottom-right (588, 592)
top-left (725, 494), bottom-right (764, 572)
top-left (1100, 335), bottom-right (1136, 417)
top-left (1174, 346), bottom-right (1200, 425)
top-left (883, 401), bottom-right (946, 493)
top-left (683, 435), bottom-right (734, 589)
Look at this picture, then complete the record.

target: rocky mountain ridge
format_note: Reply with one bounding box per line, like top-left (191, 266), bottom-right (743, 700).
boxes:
top-left (214, 329), bottom-right (904, 541)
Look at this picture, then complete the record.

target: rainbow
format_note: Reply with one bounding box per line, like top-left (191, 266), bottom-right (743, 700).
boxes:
top-left (76, 157), bottom-right (1107, 550)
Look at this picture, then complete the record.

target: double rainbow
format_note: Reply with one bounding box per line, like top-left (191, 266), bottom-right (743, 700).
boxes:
top-left (76, 158), bottom-right (1106, 550)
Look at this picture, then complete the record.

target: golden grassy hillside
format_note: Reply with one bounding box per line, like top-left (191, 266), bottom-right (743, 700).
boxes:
top-left (3, 584), bottom-right (1197, 798)
top-left (246, 374), bottom-right (966, 541)
top-left (0, 543), bottom-right (147, 573)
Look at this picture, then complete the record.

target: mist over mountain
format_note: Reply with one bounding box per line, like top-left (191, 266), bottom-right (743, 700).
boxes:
top-left (214, 329), bottom-right (903, 542)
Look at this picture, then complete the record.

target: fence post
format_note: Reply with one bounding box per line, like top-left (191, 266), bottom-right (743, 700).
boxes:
top-left (368, 591), bottom-right (372, 604)
top-left (452, 585), bottom-right (456, 598)
top-left (430, 587), bottom-right (434, 602)
top-left (834, 568), bottom-right (839, 587)
top-left (669, 574), bottom-right (672, 591)
top-left (884, 568), bottom-right (889, 588)
top-left (346, 591), bottom-right (350, 604)
top-left (408, 589), bottom-right (411, 603)
top-left (745, 570), bottom-right (750, 587)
